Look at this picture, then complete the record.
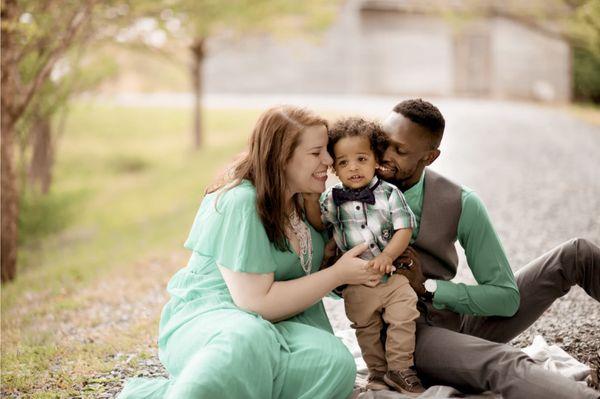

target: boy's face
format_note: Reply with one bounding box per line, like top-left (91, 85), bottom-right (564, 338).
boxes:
top-left (332, 135), bottom-right (378, 190)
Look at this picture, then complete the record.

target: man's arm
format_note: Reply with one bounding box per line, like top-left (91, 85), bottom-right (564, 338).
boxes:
top-left (432, 191), bottom-right (520, 317)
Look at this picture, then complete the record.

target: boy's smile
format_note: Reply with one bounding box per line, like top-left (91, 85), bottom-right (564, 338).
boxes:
top-left (332, 135), bottom-right (378, 190)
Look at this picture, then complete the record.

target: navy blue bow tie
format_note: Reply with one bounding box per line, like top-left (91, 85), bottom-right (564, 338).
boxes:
top-left (332, 186), bottom-right (376, 206)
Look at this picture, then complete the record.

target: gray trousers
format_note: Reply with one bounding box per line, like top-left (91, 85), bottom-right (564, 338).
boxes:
top-left (414, 238), bottom-right (600, 399)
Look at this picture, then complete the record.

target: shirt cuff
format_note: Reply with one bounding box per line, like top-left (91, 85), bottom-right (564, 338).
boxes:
top-left (431, 279), bottom-right (456, 310)
top-left (424, 279), bottom-right (437, 292)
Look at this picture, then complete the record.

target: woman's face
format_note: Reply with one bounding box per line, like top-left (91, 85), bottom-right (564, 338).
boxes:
top-left (285, 124), bottom-right (333, 196)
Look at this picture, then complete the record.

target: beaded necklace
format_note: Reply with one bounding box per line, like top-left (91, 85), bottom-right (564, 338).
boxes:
top-left (288, 210), bottom-right (313, 275)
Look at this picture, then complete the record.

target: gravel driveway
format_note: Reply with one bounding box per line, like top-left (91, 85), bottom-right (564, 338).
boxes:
top-left (101, 95), bottom-right (600, 397)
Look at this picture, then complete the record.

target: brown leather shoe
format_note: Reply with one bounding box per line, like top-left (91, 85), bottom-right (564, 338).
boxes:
top-left (365, 371), bottom-right (389, 391)
top-left (383, 368), bottom-right (425, 397)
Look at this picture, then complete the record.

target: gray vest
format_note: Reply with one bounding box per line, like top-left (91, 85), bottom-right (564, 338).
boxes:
top-left (412, 169), bottom-right (463, 281)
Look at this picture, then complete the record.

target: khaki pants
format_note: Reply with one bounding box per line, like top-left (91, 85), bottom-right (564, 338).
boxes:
top-left (343, 273), bottom-right (419, 373)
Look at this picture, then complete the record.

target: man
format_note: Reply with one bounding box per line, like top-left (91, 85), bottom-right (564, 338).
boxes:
top-left (377, 98), bottom-right (600, 399)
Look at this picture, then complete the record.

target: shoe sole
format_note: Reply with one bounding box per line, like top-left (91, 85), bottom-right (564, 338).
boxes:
top-left (365, 381), bottom-right (389, 391)
top-left (383, 374), bottom-right (423, 397)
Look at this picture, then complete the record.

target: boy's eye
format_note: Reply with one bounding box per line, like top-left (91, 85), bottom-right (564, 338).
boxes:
top-left (358, 156), bottom-right (367, 162)
top-left (338, 160), bottom-right (348, 167)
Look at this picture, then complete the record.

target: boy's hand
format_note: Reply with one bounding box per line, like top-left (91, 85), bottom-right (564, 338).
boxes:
top-left (368, 253), bottom-right (396, 274)
top-left (362, 267), bottom-right (383, 287)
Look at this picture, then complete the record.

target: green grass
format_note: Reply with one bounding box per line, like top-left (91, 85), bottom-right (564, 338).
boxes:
top-left (568, 102), bottom-right (600, 126)
top-left (1, 102), bottom-right (262, 396)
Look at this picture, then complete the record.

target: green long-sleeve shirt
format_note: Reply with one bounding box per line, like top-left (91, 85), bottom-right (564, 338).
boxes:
top-left (404, 173), bottom-right (520, 317)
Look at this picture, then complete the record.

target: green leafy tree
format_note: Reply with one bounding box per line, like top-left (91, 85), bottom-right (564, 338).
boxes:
top-left (1, 0), bottom-right (339, 282)
top-left (1, 0), bottom-right (96, 281)
top-left (566, 0), bottom-right (600, 102)
top-left (0, 0), bottom-right (128, 282)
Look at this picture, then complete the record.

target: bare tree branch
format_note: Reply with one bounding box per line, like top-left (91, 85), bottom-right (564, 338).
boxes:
top-left (13, 0), bottom-right (98, 122)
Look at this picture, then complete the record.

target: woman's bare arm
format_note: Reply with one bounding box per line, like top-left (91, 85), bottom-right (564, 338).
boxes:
top-left (219, 243), bottom-right (371, 322)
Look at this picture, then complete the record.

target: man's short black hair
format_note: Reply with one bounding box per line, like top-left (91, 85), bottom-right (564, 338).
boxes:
top-left (393, 99), bottom-right (445, 147)
top-left (328, 117), bottom-right (388, 163)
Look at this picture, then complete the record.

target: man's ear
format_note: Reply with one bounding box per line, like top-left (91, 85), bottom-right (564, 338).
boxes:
top-left (424, 149), bottom-right (441, 165)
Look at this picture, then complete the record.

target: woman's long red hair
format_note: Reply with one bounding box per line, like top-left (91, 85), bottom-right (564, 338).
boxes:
top-left (207, 105), bottom-right (327, 251)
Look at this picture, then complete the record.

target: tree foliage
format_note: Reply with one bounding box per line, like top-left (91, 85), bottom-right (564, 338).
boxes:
top-left (566, 0), bottom-right (600, 102)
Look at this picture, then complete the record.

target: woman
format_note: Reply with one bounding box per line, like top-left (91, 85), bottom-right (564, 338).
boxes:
top-left (118, 105), bottom-right (380, 399)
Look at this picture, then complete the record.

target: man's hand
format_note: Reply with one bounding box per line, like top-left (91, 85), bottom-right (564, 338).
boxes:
top-left (395, 246), bottom-right (426, 295)
top-left (368, 253), bottom-right (396, 274)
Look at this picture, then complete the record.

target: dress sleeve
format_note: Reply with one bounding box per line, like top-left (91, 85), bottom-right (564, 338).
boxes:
top-left (184, 184), bottom-right (278, 274)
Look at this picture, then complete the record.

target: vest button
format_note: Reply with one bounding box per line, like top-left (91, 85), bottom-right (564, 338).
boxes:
top-left (361, 224), bottom-right (365, 229)
top-left (356, 205), bottom-right (360, 210)
top-left (370, 243), bottom-right (375, 248)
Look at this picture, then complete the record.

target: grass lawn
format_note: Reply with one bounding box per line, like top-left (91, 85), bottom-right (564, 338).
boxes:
top-left (1, 102), bottom-right (262, 397)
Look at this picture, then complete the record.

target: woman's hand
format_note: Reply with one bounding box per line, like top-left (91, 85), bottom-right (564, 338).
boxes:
top-left (332, 243), bottom-right (379, 285)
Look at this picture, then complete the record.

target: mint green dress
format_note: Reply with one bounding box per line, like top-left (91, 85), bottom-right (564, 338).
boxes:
top-left (118, 180), bottom-right (356, 399)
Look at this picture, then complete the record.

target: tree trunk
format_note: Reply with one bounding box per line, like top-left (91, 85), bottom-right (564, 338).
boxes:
top-left (190, 37), bottom-right (205, 150)
top-left (28, 113), bottom-right (54, 194)
top-left (1, 0), bottom-right (20, 282)
top-left (1, 116), bottom-right (19, 283)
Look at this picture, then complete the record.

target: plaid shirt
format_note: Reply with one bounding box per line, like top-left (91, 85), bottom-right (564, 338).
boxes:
top-left (320, 176), bottom-right (416, 260)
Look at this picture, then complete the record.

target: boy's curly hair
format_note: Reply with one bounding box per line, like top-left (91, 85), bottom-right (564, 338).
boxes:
top-left (327, 117), bottom-right (388, 163)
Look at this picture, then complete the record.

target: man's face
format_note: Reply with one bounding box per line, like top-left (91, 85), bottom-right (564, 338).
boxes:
top-left (378, 113), bottom-right (439, 190)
